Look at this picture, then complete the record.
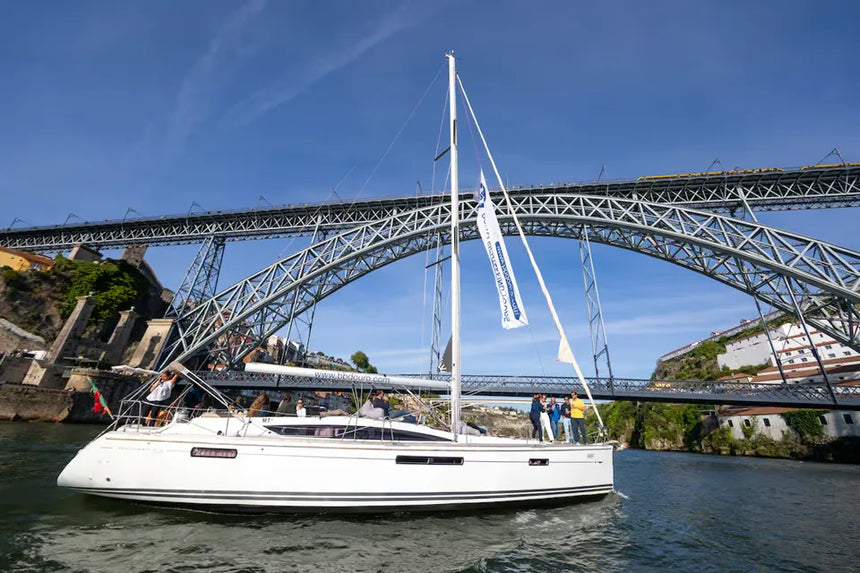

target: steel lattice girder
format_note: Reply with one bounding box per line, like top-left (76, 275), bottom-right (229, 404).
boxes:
top-left (3, 166), bottom-right (860, 251)
top-left (200, 371), bottom-right (860, 410)
top-left (166, 236), bottom-right (225, 318)
top-left (157, 195), bottom-right (860, 369)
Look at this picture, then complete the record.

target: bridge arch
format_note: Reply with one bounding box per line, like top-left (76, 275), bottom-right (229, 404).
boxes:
top-left (160, 194), bottom-right (860, 368)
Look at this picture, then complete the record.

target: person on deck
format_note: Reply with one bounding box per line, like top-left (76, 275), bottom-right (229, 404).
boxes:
top-left (570, 391), bottom-right (587, 444)
top-left (539, 395), bottom-right (554, 442)
top-left (145, 371), bottom-right (179, 426)
top-left (549, 397), bottom-right (561, 440)
top-left (372, 390), bottom-right (390, 418)
top-left (295, 399), bottom-right (307, 418)
top-left (560, 396), bottom-right (573, 443)
top-left (529, 394), bottom-right (543, 442)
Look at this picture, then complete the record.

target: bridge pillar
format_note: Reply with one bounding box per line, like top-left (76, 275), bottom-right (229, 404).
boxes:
top-left (120, 245), bottom-right (147, 268)
top-left (69, 244), bottom-right (102, 262)
top-left (23, 295), bottom-right (95, 388)
top-left (128, 318), bottom-right (174, 370)
top-left (103, 308), bottom-right (139, 364)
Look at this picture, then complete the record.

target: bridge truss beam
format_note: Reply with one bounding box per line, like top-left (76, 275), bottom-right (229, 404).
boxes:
top-left (156, 195), bottom-right (860, 371)
top-left (166, 236), bottom-right (225, 317)
top-left (201, 371), bottom-right (860, 410)
top-left (4, 166), bottom-right (860, 251)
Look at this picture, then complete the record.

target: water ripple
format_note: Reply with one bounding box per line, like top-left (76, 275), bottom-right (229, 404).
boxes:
top-left (1, 424), bottom-right (858, 573)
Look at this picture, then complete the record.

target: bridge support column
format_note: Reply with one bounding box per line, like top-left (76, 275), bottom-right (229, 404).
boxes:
top-left (167, 237), bottom-right (225, 317)
top-left (129, 318), bottom-right (174, 370)
top-left (103, 308), bottom-right (139, 364)
top-left (23, 295), bottom-right (95, 388)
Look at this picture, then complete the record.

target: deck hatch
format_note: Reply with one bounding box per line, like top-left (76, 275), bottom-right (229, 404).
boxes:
top-left (191, 447), bottom-right (238, 459)
top-left (396, 455), bottom-right (464, 465)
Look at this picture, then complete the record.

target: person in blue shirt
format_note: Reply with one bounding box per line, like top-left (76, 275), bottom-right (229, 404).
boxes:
top-left (529, 394), bottom-right (543, 442)
top-left (559, 396), bottom-right (573, 442)
top-left (549, 397), bottom-right (561, 441)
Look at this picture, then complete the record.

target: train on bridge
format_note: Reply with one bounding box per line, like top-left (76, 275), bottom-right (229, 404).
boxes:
top-left (636, 163), bottom-right (860, 182)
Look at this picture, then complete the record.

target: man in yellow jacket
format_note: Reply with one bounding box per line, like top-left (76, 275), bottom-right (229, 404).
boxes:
top-left (570, 391), bottom-right (587, 445)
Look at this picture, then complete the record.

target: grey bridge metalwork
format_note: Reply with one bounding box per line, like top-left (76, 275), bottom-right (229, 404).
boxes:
top-left (156, 192), bottom-right (860, 375)
top-left (201, 371), bottom-right (860, 410)
top-left (3, 165), bottom-right (860, 251)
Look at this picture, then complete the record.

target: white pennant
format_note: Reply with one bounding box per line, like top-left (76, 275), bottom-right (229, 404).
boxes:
top-left (557, 338), bottom-right (576, 365)
top-left (475, 170), bottom-right (528, 329)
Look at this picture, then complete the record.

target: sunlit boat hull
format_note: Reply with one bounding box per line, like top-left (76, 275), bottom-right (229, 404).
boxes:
top-left (58, 416), bottom-right (613, 512)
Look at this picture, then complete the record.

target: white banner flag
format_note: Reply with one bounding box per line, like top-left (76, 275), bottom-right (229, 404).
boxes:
top-left (475, 170), bottom-right (528, 329)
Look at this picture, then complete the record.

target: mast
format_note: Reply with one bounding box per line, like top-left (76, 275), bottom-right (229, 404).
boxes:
top-left (447, 52), bottom-right (461, 440)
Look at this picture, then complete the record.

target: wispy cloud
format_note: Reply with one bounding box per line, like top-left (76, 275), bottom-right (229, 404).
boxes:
top-left (223, 4), bottom-right (416, 126)
top-left (166, 0), bottom-right (267, 153)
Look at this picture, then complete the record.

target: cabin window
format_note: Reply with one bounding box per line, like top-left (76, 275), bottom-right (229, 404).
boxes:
top-left (743, 419), bottom-right (752, 428)
top-left (395, 456), bottom-right (464, 465)
top-left (819, 415), bottom-right (828, 425)
top-left (763, 418), bottom-right (771, 427)
top-left (844, 414), bottom-right (854, 425)
top-left (191, 447), bottom-right (237, 459)
top-left (265, 425), bottom-right (443, 442)
top-left (529, 459), bottom-right (549, 466)
top-left (727, 420), bottom-right (734, 428)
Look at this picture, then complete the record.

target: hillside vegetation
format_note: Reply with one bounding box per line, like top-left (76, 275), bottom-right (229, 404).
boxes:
top-left (0, 255), bottom-right (165, 344)
top-left (590, 401), bottom-right (858, 463)
top-left (652, 319), bottom-right (784, 381)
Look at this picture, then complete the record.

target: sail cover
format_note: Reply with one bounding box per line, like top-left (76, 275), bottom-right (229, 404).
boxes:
top-left (475, 170), bottom-right (528, 329)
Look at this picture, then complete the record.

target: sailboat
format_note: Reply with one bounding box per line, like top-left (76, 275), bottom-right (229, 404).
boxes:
top-left (57, 54), bottom-right (614, 512)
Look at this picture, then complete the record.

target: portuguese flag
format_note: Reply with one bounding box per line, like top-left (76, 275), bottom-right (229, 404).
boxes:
top-left (88, 378), bottom-right (113, 418)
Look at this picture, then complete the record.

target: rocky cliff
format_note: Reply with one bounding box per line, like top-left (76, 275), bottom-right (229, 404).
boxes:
top-left (0, 256), bottom-right (167, 354)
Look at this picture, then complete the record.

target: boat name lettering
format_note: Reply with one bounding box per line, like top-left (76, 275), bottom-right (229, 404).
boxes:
top-left (395, 455), bottom-right (464, 465)
top-left (190, 447), bottom-right (238, 459)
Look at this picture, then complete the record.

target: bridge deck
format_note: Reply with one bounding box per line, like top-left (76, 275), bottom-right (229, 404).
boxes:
top-left (203, 371), bottom-right (860, 410)
top-left (4, 165), bottom-right (860, 251)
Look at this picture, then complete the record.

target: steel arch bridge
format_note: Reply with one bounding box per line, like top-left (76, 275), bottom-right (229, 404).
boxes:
top-left (158, 193), bottom-right (860, 371)
top-left (3, 165), bottom-right (860, 251)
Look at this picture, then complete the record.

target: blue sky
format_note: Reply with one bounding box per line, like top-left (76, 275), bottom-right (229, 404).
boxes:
top-left (3, 1), bottom-right (860, 378)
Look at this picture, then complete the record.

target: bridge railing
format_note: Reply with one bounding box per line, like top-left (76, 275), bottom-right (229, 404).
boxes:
top-left (199, 371), bottom-right (860, 409)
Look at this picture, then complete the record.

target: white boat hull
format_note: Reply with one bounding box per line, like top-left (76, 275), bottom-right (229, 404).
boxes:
top-left (58, 417), bottom-right (613, 512)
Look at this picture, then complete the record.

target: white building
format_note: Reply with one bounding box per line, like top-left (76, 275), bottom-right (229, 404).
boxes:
top-left (717, 322), bottom-right (860, 384)
top-left (719, 406), bottom-right (860, 440)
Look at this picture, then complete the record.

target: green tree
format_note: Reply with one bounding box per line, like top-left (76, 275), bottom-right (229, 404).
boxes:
top-left (351, 351), bottom-right (369, 371)
top-left (52, 256), bottom-right (150, 324)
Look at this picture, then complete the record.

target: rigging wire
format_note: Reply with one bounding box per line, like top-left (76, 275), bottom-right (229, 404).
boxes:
top-left (455, 75), bottom-right (548, 378)
top-left (356, 62), bottom-right (446, 198)
top-left (431, 82), bottom-right (450, 195)
top-left (456, 73), bottom-right (606, 430)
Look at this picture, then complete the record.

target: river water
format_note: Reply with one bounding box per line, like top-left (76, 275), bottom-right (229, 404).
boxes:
top-left (0, 423), bottom-right (857, 573)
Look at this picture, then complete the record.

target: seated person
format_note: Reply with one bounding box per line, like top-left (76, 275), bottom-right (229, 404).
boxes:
top-left (295, 399), bottom-right (307, 418)
top-left (371, 390), bottom-right (390, 418)
top-left (275, 395), bottom-right (291, 415)
top-left (358, 399), bottom-right (385, 420)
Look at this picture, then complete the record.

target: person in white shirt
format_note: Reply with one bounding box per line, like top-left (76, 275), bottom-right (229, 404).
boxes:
top-left (295, 399), bottom-right (307, 418)
top-left (145, 371), bottom-right (179, 426)
top-left (539, 395), bottom-right (554, 442)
